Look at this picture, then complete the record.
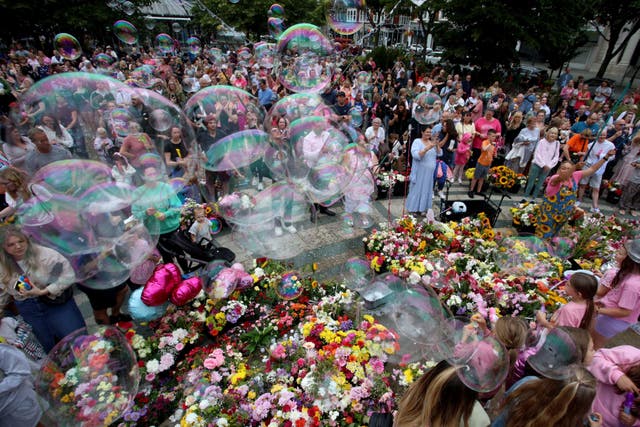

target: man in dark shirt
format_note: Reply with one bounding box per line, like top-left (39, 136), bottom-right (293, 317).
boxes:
top-left (24, 128), bottom-right (72, 175)
top-left (332, 91), bottom-right (352, 125)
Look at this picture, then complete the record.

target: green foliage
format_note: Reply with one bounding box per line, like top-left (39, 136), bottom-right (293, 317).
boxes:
top-left (196, 0), bottom-right (323, 41)
top-left (2, 0), bottom-right (152, 45)
top-left (370, 47), bottom-right (408, 71)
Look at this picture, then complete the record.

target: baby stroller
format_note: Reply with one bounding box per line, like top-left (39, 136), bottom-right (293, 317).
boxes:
top-left (157, 229), bottom-right (236, 274)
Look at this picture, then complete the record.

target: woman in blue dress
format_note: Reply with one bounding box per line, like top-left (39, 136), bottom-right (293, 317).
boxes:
top-left (406, 126), bottom-right (441, 215)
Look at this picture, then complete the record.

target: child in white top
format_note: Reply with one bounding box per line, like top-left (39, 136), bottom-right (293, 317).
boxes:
top-left (189, 206), bottom-right (213, 245)
top-left (94, 127), bottom-right (115, 162)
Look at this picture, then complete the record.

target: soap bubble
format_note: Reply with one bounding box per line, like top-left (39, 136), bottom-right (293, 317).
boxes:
top-left (268, 17), bottom-right (286, 39)
top-left (528, 328), bottom-right (582, 379)
top-left (276, 23), bottom-right (335, 93)
top-left (155, 33), bottom-right (174, 55)
top-left (268, 3), bottom-right (285, 19)
top-left (548, 236), bottom-right (575, 259)
top-left (355, 71), bottom-right (372, 91)
top-left (54, 33), bottom-right (82, 61)
top-left (254, 42), bottom-right (276, 69)
top-left (172, 22), bottom-right (182, 33)
top-left (184, 85), bottom-right (266, 142)
top-left (340, 257), bottom-right (374, 291)
top-left (265, 93), bottom-right (333, 133)
top-left (326, 0), bottom-right (366, 35)
top-left (93, 53), bottom-right (115, 68)
top-left (340, 140), bottom-right (377, 227)
top-left (208, 48), bottom-right (225, 66)
top-left (493, 236), bottom-right (553, 277)
top-left (276, 271), bottom-right (304, 300)
top-left (364, 279), bottom-right (449, 364)
top-left (113, 20), bottom-right (138, 45)
top-left (217, 183), bottom-right (309, 259)
top-left (413, 92), bottom-right (442, 125)
top-left (36, 326), bottom-right (140, 426)
top-left (122, 0), bottom-right (136, 15)
top-left (18, 160), bottom-right (159, 286)
top-left (456, 336), bottom-right (509, 392)
top-left (186, 37), bottom-right (201, 55)
top-left (131, 64), bottom-right (156, 88)
top-left (286, 116), bottom-right (352, 204)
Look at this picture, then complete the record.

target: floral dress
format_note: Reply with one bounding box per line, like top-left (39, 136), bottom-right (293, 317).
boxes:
top-left (535, 176), bottom-right (578, 239)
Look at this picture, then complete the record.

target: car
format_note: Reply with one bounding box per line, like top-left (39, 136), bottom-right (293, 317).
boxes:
top-left (425, 50), bottom-right (444, 65)
top-left (584, 77), bottom-right (616, 97)
top-left (410, 44), bottom-right (425, 54)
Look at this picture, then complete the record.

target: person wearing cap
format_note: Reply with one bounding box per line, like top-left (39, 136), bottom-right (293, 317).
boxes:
top-left (593, 238), bottom-right (640, 348)
top-left (332, 91), bottom-right (352, 125)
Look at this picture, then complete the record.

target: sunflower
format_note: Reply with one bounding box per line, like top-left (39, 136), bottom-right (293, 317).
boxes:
top-left (499, 176), bottom-right (508, 185)
top-left (552, 214), bottom-right (565, 222)
top-left (547, 194), bottom-right (557, 203)
top-left (538, 224), bottom-right (551, 234)
top-left (540, 213), bottom-right (549, 222)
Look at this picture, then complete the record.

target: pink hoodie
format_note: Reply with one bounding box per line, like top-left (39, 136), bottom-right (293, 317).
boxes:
top-left (590, 346), bottom-right (640, 426)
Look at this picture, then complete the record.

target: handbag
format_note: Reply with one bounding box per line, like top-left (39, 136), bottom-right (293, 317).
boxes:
top-left (39, 286), bottom-right (74, 306)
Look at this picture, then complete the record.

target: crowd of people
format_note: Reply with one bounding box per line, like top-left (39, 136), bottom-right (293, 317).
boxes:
top-left (0, 39), bottom-right (639, 426)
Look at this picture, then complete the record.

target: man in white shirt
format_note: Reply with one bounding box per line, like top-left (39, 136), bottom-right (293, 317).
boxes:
top-left (364, 118), bottom-right (385, 154)
top-left (577, 132), bottom-right (616, 213)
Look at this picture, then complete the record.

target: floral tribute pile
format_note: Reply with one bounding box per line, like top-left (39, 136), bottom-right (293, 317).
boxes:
top-left (363, 214), bottom-right (638, 319)
top-left (118, 262), bottom-right (431, 426)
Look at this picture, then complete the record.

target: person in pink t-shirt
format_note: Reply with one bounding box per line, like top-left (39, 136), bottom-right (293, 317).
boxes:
top-left (593, 239), bottom-right (640, 348)
top-left (471, 109), bottom-right (502, 166)
top-left (537, 271), bottom-right (598, 330)
top-left (589, 345), bottom-right (640, 427)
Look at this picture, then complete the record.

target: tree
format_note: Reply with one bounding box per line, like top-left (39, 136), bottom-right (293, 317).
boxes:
top-left (433, 0), bottom-right (539, 76)
top-left (531, 0), bottom-right (596, 74)
top-left (194, 0), bottom-right (323, 41)
top-left (1, 0), bottom-right (152, 48)
top-left (590, 0), bottom-right (640, 78)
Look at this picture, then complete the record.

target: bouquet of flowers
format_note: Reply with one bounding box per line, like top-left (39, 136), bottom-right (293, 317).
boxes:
top-left (510, 201), bottom-right (541, 229)
top-left (376, 170), bottom-right (405, 189)
top-left (218, 192), bottom-right (255, 218)
top-left (465, 168), bottom-right (475, 180)
top-left (606, 180), bottom-right (623, 203)
top-left (487, 165), bottom-right (520, 190)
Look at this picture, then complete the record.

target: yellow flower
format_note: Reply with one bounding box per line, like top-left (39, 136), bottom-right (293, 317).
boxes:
top-left (248, 391), bottom-right (256, 400)
top-left (403, 368), bottom-right (414, 384)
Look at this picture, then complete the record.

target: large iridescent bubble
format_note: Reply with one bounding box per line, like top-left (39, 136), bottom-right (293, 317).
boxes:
top-left (493, 235), bottom-right (553, 277)
top-left (113, 20), bottom-right (139, 45)
top-left (276, 24), bottom-right (335, 93)
top-left (17, 160), bottom-right (159, 288)
top-left (413, 92), bottom-right (442, 125)
top-left (155, 33), bottom-right (174, 55)
top-left (268, 17), bottom-right (286, 39)
top-left (186, 37), bottom-right (202, 55)
top-left (268, 3), bottom-right (285, 18)
top-left (254, 42), bottom-right (276, 69)
top-left (54, 33), bottom-right (82, 61)
top-left (20, 74), bottom-right (195, 286)
top-left (326, 0), bottom-right (366, 35)
top-left (36, 326), bottom-right (140, 426)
